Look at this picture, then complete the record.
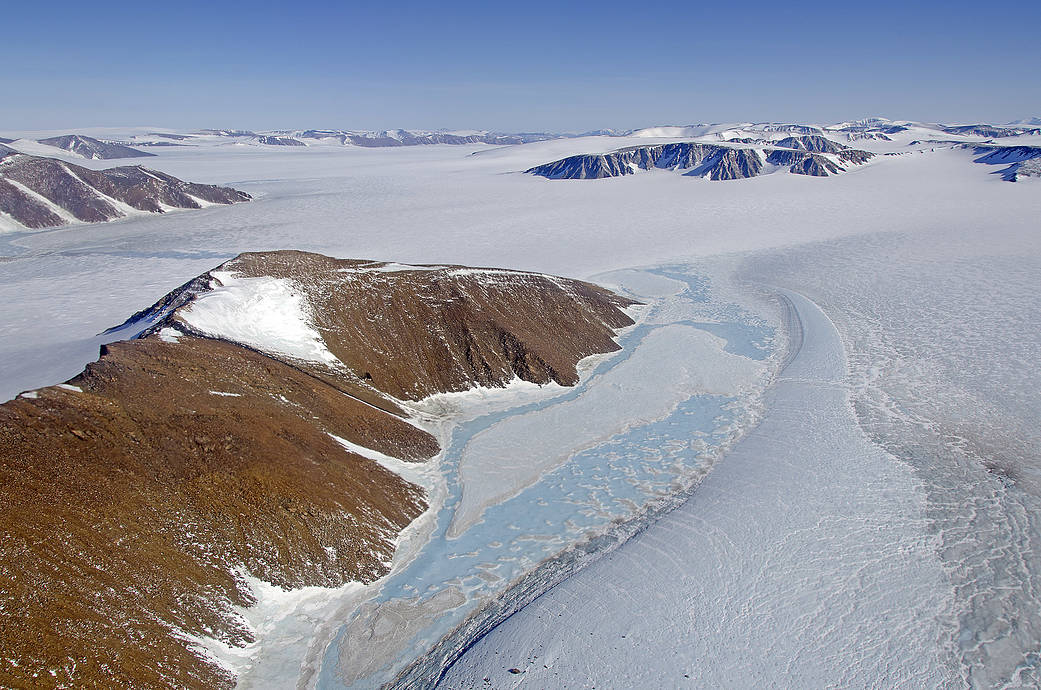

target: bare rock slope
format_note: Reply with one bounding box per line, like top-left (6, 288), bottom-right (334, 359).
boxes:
top-left (0, 250), bottom-right (636, 688)
top-left (0, 148), bottom-right (250, 229)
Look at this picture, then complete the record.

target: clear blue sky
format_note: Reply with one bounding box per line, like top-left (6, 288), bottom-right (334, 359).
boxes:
top-left (3, 0), bottom-right (1039, 131)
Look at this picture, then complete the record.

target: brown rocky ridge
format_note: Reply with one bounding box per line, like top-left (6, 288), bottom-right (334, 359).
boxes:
top-left (0, 250), bottom-right (637, 688)
top-left (0, 148), bottom-right (251, 230)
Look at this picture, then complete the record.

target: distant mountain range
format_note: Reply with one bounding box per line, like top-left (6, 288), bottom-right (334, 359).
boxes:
top-left (188, 128), bottom-right (621, 148)
top-left (523, 120), bottom-right (1041, 183)
top-left (7, 119), bottom-right (1038, 156)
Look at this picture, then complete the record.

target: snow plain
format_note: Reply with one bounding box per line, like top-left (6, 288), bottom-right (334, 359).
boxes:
top-left (1, 127), bottom-right (1040, 687)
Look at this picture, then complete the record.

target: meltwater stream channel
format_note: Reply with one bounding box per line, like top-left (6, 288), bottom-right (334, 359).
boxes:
top-left (255, 263), bottom-right (779, 689)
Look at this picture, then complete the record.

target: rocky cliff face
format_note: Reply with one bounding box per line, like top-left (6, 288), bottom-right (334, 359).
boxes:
top-left (527, 138), bottom-right (873, 181)
top-left (256, 135), bottom-right (306, 146)
top-left (1005, 158), bottom-right (1041, 180)
top-left (37, 134), bottom-right (155, 159)
top-left (0, 251), bottom-right (637, 688)
top-left (0, 151), bottom-right (251, 229)
top-left (764, 149), bottom-right (842, 176)
top-left (941, 124), bottom-right (1041, 138)
top-left (772, 134), bottom-right (847, 154)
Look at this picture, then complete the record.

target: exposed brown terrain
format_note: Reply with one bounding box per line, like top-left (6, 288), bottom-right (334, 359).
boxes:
top-left (0, 149), bottom-right (250, 230)
top-left (0, 251), bottom-right (636, 688)
top-left (219, 251), bottom-right (638, 399)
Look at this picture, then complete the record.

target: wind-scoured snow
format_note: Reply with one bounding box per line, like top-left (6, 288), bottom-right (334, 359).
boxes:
top-left (178, 271), bottom-right (339, 366)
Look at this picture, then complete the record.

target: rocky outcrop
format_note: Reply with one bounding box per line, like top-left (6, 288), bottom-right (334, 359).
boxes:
top-left (971, 144), bottom-right (1041, 164)
top-left (941, 124), bottom-right (1041, 138)
top-left (256, 135), bottom-right (306, 146)
top-left (0, 151), bottom-right (251, 229)
top-left (198, 129), bottom-right (257, 137)
top-left (772, 135), bottom-right (848, 154)
top-left (0, 251), bottom-right (637, 688)
top-left (765, 149), bottom-right (843, 176)
top-left (969, 144), bottom-right (1041, 181)
top-left (1002, 158), bottom-right (1041, 181)
top-left (37, 134), bottom-right (154, 159)
top-left (842, 131), bottom-right (892, 142)
top-left (528, 140), bottom-right (872, 181)
top-left (527, 142), bottom-right (763, 180)
top-left (692, 147), bottom-right (764, 180)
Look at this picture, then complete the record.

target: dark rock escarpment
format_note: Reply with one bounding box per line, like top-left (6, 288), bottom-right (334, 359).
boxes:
top-left (528, 142), bottom-right (765, 180)
top-left (969, 144), bottom-right (1041, 182)
top-left (764, 149), bottom-right (843, 176)
top-left (0, 150), bottom-right (251, 229)
top-left (941, 124), bottom-right (1041, 138)
top-left (0, 250), bottom-right (637, 688)
top-left (527, 138), bottom-right (873, 181)
top-left (256, 135), bottom-right (306, 146)
top-left (772, 134), bottom-right (848, 154)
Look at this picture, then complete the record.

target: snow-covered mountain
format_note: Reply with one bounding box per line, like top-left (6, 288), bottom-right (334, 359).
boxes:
top-left (0, 147), bottom-right (250, 230)
top-left (36, 134), bottom-right (155, 160)
top-left (293, 128), bottom-right (559, 147)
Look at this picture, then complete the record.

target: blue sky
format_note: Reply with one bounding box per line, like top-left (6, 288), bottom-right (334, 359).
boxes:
top-left (4, 0), bottom-right (1039, 130)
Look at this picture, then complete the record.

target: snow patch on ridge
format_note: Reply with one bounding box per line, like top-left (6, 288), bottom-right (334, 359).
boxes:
top-left (178, 271), bottom-right (339, 365)
top-left (329, 433), bottom-right (438, 492)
